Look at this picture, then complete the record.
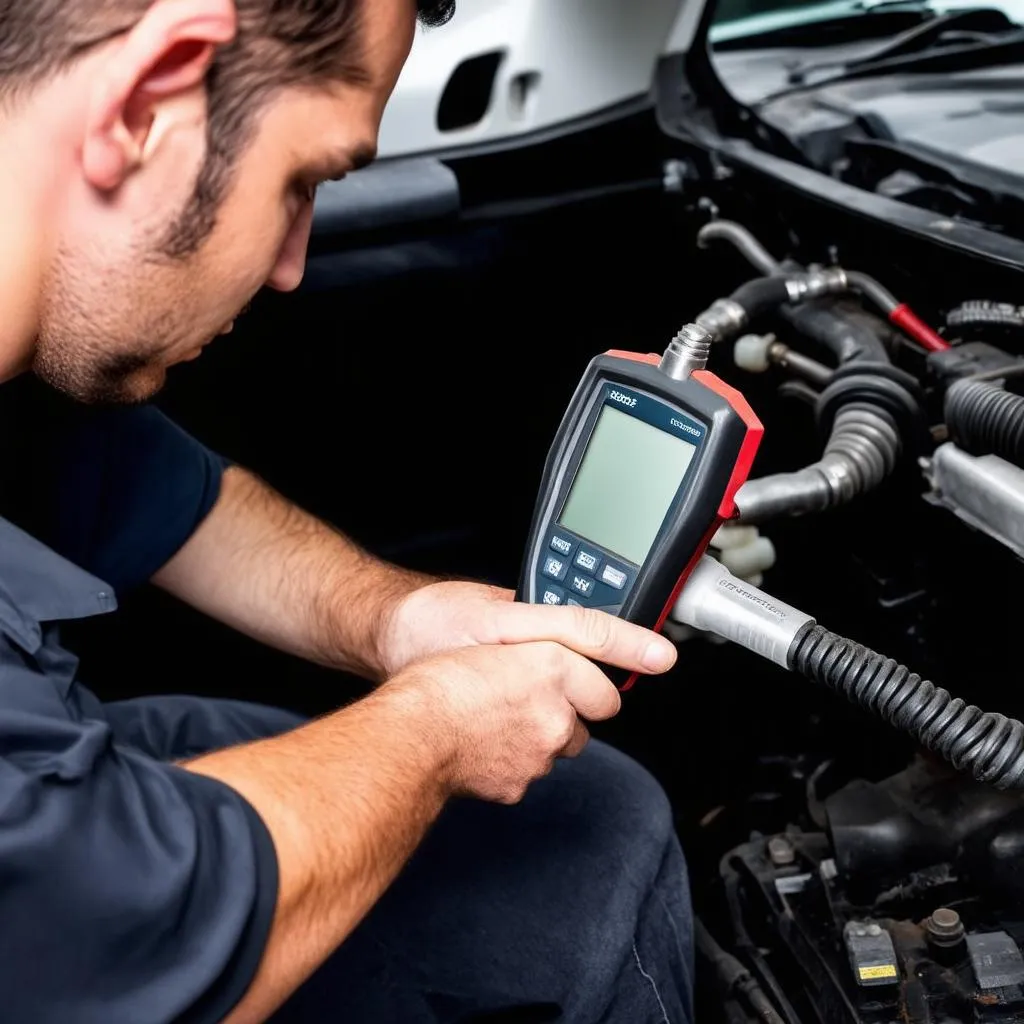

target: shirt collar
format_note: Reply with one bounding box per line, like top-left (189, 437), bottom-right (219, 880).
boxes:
top-left (0, 516), bottom-right (117, 653)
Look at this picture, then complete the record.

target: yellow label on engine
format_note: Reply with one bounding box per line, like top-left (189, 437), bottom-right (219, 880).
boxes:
top-left (858, 965), bottom-right (897, 981)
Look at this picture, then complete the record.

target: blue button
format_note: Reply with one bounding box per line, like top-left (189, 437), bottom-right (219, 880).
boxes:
top-left (550, 535), bottom-right (573, 556)
top-left (541, 586), bottom-right (565, 606)
top-left (542, 555), bottom-right (568, 582)
top-left (600, 564), bottom-right (628, 590)
top-left (574, 549), bottom-right (600, 575)
top-left (570, 574), bottom-right (595, 598)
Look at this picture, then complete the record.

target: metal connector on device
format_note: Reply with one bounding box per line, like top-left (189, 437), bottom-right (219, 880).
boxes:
top-left (660, 323), bottom-right (713, 380)
top-left (672, 556), bottom-right (815, 668)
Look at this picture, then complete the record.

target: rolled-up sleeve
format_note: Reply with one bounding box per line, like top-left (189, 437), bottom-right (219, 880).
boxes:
top-left (0, 706), bottom-right (277, 1024)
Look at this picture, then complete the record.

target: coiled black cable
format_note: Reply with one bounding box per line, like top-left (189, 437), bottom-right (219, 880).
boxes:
top-left (945, 378), bottom-right (1024, 468)
top-left (789, 624), bottom-right (1024, 789)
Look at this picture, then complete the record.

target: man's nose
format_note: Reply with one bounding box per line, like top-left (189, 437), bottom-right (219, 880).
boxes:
top-left (267, 202), bottom-right (315, 293)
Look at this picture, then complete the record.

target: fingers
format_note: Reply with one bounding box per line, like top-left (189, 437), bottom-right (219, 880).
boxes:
top-left (561, 718), bottom-right (590, 759)
top-left (559, 649), bottom-right (622, 722)
top-left (499, 603), bottom-right (678, 675)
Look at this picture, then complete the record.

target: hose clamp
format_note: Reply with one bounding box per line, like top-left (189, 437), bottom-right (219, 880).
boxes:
top-left (785, 268), bottom-right (849, 304)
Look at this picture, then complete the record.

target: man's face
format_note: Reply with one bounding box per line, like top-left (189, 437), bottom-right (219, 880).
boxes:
top-left (33, 0), bottom-right (416, 404)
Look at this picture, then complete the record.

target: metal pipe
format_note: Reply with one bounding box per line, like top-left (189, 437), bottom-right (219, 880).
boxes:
top-left (767, 341), bottom-right (832, 388)
top-left (697, 221), bottom-right (783, 276)
top-left (845, 270), bottom-right (899, 316)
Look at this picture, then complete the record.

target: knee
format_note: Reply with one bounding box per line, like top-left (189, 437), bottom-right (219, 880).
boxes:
top-left (534, 740), bottom-right (678, 878)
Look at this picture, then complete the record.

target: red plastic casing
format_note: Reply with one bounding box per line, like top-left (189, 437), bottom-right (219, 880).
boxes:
top-left (604, 352), bottom-right (763, 691)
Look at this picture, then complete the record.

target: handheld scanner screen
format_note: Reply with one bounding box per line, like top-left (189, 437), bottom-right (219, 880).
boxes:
top-left (559, 404), bottom-right (699, 566)
top-left (516, 352), bottom-right (763, 686)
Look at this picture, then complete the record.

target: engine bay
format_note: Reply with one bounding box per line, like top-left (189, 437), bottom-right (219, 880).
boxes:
top-left (669, 219), bottom-right (1024, 1022)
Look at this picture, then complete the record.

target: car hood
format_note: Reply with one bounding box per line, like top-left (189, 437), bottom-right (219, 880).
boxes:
top-left (756, 66), bottom-right (1024, 183)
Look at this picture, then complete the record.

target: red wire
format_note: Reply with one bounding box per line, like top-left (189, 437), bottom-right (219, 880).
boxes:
top-left (889, 304), bottom-right (951, 353)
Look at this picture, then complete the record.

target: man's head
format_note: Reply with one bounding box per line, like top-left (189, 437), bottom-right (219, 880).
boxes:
top-left (0, 0), bottom-right (451, 403)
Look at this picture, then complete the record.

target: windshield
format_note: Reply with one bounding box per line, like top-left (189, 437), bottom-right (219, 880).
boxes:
top-left (710, 0), bottom-right (1024, 44)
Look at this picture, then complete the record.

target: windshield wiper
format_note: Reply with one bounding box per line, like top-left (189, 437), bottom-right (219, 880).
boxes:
top-left (786, 7), bottom-right (1017, 85)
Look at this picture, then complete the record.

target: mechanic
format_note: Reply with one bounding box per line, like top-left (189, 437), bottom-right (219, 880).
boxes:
top-left (0, 0), bottom-right (694, 1021)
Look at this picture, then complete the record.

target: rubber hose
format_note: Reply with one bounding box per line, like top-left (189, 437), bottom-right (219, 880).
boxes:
top-left (735, 405), bottom-right (899, 523)
top-left (778, 303), bottom-right (890, 364)
top-left (789, 625), bottom-right (1024, 789)
top-left (946, 378), bottom-right (1024, 468)
top-left (730, 277), bottom-right (794, 323)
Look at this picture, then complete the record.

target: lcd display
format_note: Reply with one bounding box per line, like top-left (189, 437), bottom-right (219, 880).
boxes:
top-left (559, 404), bottom-right (698, 566)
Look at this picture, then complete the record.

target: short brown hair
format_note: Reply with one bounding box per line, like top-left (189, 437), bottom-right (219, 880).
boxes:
top-left (0, 0), bottom-right (455, 254)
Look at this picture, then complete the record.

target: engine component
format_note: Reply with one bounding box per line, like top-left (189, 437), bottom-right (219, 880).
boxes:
top-left (733, 333), bottom-right (833, 386)
top-left (945, 378), bottom-right (1024, 468)
top-left (823, 760), bottom-right (1019, 893)
top-left (696, 219), bottom-right (950, 354)
top-left (713, 525), bottom-right (777, 584)
top-left (718, 809), bottom-right (1024, 1024)
top-left (968, 932), bottom-right (1024, 990)
top-left (946, 300), bottom-right (1024, 346)
top-left (923, 443), bottom-right (1024, 559)
top-left (735, 405), bottom-right (899, 523)
top-left (815, 362), bottom-right (926, 448)
top-left (927, 340), bottom-right (1022, 384)
top-left (777, 300), bottom-right (891, 365)
top-left (695, 920), bottom-right (787, 1024)
top-left (924, 908), bottom-right (966, 962)
top-left (695, 272), bottom-right (848, 345)
top-left (696, 219), bottom-right (782, 276)
top-left (844, 921), bottom-right (899, 987)
top-left (733, 333), bottom-right (774, 374)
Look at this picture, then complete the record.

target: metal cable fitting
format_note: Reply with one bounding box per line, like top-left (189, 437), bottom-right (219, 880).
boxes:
top-left (785, 267), bottom-right (849, 303)
top-left (660, 323), bottom-right (713, 380)
top-left (695, 299), bottom-right (748, 343)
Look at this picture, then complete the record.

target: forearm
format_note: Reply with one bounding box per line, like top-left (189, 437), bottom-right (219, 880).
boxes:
top-left (185, 676), bottom-right (452, 1024)
top-left (154, 467), bottom-right (434, 679)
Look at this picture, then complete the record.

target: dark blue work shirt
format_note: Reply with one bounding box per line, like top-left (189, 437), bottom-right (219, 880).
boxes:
top-left (0, 378), bottom-right (278, 1022)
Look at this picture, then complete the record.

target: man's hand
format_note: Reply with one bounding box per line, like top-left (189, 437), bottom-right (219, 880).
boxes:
top-left (195, 605), bottom-right (667, 1023)
top-left (377, 580), bottom-right (678, 681)
top-left (408, 636), bottom-right (641, 804)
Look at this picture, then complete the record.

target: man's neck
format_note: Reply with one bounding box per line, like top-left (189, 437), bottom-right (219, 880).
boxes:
top-left (0, 115), bottom-right (50, 385)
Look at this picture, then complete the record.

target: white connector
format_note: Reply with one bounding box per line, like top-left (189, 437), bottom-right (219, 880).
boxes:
top-left (711, 524), bottom-right (777, 580)
top-left (733, 333), bottom-right (774, 373)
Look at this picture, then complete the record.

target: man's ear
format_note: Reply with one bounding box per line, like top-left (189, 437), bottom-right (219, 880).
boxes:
top-left (82, 0), bottom-right (238, 192)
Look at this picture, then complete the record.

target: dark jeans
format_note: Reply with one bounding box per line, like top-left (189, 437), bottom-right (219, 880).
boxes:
top-left (106, 696), bottom-right (695, 1024)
